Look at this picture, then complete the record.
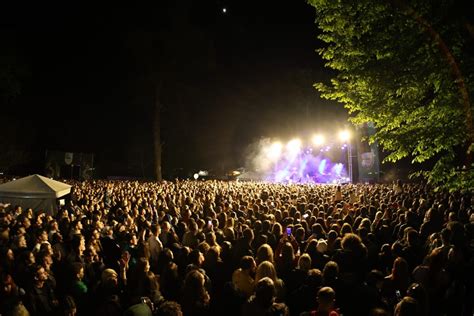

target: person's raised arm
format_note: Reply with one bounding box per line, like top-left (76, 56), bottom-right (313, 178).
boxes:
top-left (119, 251), bottom-right (131, 285)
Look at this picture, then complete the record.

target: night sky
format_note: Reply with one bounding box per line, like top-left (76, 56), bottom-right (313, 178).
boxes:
top-left (1, 0), bottom-right (347, 178)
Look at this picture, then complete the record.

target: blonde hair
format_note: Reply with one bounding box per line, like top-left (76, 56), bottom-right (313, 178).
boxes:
top-left (298, 253), bottom-right (312, 272)
top-left (256, 244), bottom-right (274, 265)
top-left (12, 303), bottom-right (30, 316)
top-left (255, 260), bottom-right (277, 282)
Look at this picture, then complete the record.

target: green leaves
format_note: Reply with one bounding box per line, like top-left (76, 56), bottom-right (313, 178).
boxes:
top-left (308, 0), bottom-right (474, 190)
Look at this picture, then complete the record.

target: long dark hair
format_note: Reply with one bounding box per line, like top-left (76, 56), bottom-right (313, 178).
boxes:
top-left (181, 270), bottom-right (209, 313)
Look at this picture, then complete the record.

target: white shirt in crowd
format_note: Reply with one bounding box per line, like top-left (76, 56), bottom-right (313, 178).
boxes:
top-left (148, 234), bottom-right (163, 264)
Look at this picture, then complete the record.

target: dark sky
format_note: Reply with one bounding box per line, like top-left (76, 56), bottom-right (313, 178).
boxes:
top-left (1, 0), bottom-right (347, 177)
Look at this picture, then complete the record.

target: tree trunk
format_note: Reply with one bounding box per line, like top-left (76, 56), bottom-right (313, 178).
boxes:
top-left (153, 82), bottom-right (163, 181)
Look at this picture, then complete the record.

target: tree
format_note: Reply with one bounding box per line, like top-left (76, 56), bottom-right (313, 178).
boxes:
top-left (125, 1), bottom-right (216, 180)
top-left (308, 0), bottom-right (474, 190)
top-left (0, 34), bottom-right (28, 104)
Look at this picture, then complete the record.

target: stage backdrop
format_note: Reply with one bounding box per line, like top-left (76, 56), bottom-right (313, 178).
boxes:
top-left (45, 151), bottom-right (94, 180)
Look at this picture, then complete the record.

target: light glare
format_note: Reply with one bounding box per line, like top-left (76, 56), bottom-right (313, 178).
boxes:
top-left (266, 142), bottom-right (282, 160)
top-left (312, 134), bottom-right (325, 146)
top-left (339, 130), bottom-right (351, 142)
top-left (286, 139), bottom-right (302, 154)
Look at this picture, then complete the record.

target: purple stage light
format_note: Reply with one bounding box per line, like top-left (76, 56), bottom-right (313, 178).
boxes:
top-left (333, 163), bottom-right (343, 176)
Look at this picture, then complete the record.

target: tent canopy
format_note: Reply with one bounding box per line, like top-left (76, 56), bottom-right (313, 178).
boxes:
top-left (0, 174), bottom-right (71, 213)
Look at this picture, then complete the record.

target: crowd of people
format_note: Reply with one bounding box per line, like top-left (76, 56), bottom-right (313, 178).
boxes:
top-left (0, 179), bottom-right (472, 316)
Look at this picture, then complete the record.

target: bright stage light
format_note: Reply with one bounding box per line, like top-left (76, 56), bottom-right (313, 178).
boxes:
top-left (193, 173), bottom-right (199, 180)
top-left (286, 139), bottom-right (302, 154)
top-left (267, 142), bottom-right (282, 160)
top-left (312, 134), bottom-right (325, 146)
top-left (339, 130), bottom-right (351, 142)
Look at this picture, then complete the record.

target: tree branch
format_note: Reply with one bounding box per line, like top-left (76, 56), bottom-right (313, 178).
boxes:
top-left (391, 0), bottom-right (474, 164)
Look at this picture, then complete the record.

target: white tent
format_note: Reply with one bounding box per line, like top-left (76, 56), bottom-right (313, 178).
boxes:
top-left (0, 174), bottom-right (71, 214)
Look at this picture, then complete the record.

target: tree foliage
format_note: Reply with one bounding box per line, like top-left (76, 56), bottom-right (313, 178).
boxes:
top-left (308, 0), bottom-right (474, 190)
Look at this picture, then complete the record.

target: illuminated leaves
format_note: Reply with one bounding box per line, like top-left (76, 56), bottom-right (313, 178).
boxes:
top-left (308, 0), bottom-right (474, 189)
